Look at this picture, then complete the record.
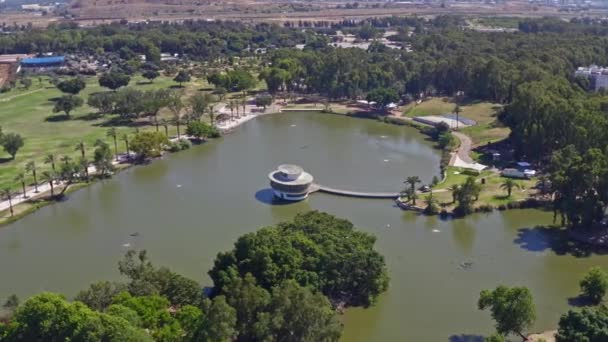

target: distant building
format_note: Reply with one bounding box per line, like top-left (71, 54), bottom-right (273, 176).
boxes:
top-left (575, 65), bottom-right (608, 91)
top-left (21, 56), bottom-right (65, 68)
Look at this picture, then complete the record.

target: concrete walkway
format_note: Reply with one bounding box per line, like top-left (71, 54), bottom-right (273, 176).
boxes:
top-left (0, 180), bottom-right (60, 212)
top-left (0, 161), bottom-right (121, 214)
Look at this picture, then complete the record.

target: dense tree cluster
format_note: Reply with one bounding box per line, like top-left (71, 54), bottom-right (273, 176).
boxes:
top-left (209, 211), bottom-right (390, 307)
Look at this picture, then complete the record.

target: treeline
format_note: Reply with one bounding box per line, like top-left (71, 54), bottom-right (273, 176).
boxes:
top-left (259, 24), bottom-right (608, 102)
top-left (0, 20), bottom-right (308, 58)
top-left (0, 211), bottom-right (388, 341)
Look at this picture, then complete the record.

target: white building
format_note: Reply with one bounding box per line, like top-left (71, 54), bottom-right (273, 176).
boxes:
top-left (575, 65), bottom-right (608, 91)
top-left (268, 164), bottom-right (314, 201)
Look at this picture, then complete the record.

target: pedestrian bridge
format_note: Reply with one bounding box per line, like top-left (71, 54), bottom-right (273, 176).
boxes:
top-left (312, 184), bottom-right (400, 199)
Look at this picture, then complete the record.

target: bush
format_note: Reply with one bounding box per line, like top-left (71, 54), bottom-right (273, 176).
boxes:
top-left (166, 141), bottom-right (181, 153)
top-left (580, 267), bottom-right (608, 304)
top-left (179, 139), bottom-right (191, 150)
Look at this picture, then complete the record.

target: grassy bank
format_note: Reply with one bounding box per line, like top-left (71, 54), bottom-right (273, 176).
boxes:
top-left (430, 166), bottom-right (539, 211)
top-left (0, 75), bottom-right (209, 191)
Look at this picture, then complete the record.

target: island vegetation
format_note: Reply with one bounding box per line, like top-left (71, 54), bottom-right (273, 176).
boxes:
top-left (0, 211), bottom-right (388, 342)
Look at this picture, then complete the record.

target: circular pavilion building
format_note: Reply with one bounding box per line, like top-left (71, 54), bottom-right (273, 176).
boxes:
top-left (268, 164), bottom-right (314, 201)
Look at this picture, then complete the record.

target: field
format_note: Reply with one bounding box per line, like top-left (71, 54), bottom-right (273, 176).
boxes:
top-left (0, 74), bottom-right (208, 192)
top-left (402, 97), bottom-right (509, 146)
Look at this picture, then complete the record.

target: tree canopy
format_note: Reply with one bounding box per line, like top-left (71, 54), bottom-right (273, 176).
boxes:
top-left (209, 211), bottom-right (389, 307)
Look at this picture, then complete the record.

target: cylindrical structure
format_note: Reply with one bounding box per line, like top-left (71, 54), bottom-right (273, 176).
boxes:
top-left (268, 164), bottom-right (314, 201)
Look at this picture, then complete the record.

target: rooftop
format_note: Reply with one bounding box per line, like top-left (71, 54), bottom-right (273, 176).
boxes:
top-left (269, 164), bottom-right (314, 186)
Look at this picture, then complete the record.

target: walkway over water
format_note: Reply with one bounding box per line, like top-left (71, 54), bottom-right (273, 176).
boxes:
top-left (312, 183), bottom-right (400, 199)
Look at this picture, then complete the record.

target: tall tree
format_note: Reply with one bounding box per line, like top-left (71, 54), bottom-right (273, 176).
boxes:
top-left (40, 171), bottom-right (56, 197)
top-left (99, 72), bottom-right (131, 91)
top-left (25, 161), bottom-right (38, 193)
top-left (13, 173), bottom-right (27, 199)
top-left (478, 285), bottom-right (536, 339)
top-left (53, 95), bottom-right (83, 118)
top-left (2, 187), bottom-right (14, 217)
top-left (44, 153), bottom-right (56, 173)
top-left (1, 133), bottom-right (24, 160)
top-left (404, 176), bottom-right (421, 205)
top-left (107, 128), bottom-right (119, 161)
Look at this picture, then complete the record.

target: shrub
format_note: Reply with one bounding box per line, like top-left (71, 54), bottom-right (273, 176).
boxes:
top-left (580, 267), bottom-right (608, 304)
top-left (179, 139), bottom-right (191, 150)
top-left (166, 141), bottom-right (181, 153)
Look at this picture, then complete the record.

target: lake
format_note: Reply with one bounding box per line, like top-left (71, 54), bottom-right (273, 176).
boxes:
top-left (0, 112), bottom-right (603, 340)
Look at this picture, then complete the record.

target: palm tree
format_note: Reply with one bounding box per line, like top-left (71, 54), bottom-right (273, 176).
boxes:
top-left (454, 105), bottom-right (462, 130)
top-left (160, 119), bottom-right (169, 137)
top-left (121, 134), bottom-right (130, 159)
top-left (25, 161), bottom-right (38, 193)
top-left (14, 173), bottom-right (27, 199)
top-left (78, 157), bottom-right (89, 182)
top-left (235, 101), bottom-right (240, 118)
top-left (60, 155), bottom-right (72, 167)
top-left (2, 188), bottom-right (13, 217)
top-left (208, 106), bottom-right (216, 126)
top-left (449, 184), bottom-right (460, 204)
top-left (107, 128), bottom-right (118, 161)
top-left (404, 176), bottom-right (422, 205)
top-left (44, 153), bottom-right (56, 173)
top-left (500, 178), bottom-right (521, 198)
top-left (241, 98), bottom-right (247, 116)
top-left (228, 101), bottom-right (234, 120)
top-left (169, 93), bottom-right (184, 139)
top-left (40, 171), bottom-right (56, 198)
top-left (75, 141), bottom-right (85, 159)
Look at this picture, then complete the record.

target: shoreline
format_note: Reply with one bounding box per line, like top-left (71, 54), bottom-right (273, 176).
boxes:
top-left (0, 108), bottom-right (282, 226)
top-left (0, 105), bottom-right (526, 225)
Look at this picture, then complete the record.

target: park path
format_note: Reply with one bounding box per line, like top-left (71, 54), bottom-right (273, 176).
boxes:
top-left (0, 87), bottom-right (45, 103)
top-left (0, 162), bottom-right (120, 214)
top-left (450, 131), bottom-right (473, 164)
top-left (0, 181), bottom-right (59, 212)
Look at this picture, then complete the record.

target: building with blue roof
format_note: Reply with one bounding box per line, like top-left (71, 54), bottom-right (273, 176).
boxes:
top-left (21, 56), bottom-right (65, 67)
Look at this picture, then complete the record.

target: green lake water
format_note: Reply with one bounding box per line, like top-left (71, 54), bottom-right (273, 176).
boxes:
top-left (0, 112), bottom-right (605, 340)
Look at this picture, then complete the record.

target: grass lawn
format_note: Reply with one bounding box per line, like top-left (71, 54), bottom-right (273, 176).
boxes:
top-left (402, 97), bottom-right (510, 146)
top-left (402, 98), bottom-right (456, 117)
top-left (432, 166), bottom-right (537, 210)
top-left (0, 74), bottom-right (210, 192)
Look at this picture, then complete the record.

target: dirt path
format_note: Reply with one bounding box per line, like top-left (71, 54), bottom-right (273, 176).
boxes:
top-left (451, 131), bottom-right (473, 164)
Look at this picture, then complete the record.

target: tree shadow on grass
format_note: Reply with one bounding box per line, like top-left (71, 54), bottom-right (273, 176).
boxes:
top-left (199, 87), bottom-right (214, 92)
top-left (448, 334), bottom-right (485, 342)
top-left (169, 85), bottom-right (184, 89)
top-left (44, 114), bottom-right (70, 122)
top-left (74, 112), bottom-right (104, 121)
top-left (493, 194), bottom-right (509, 201)
top-left (94, 117), bottom-right (149, 128)
top-left (0, 157), bottom-right (13, 164)
top-left (254, 188), bottom-right (294, 206)
top-left (514, 226), bottom-right (608, 257)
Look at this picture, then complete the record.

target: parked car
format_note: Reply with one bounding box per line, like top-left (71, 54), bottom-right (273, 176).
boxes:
top-left (501, 168), bottom-right (529, 179)
top-left (419, 185), bottom-right (431, 193)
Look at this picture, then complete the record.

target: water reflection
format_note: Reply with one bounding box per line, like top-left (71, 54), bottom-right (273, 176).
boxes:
top-left (254, 188), bottom-right (292, 206)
